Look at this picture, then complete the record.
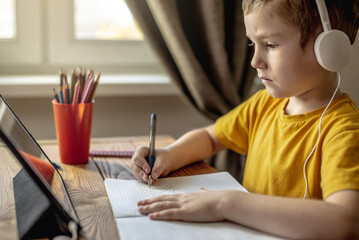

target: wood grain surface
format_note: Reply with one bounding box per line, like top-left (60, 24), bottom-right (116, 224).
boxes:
top-left (0, 136), bottom-right (216, 240)
top-left (0, 145), bottom-right (22, 240)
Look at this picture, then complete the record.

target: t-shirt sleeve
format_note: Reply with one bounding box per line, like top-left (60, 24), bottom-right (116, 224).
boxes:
top-left (214, 105), bottom-right (249, 154)
top-left (321, 129), bottom-right (359, 199)
top-left (214, 90), bottom-right (267, 155)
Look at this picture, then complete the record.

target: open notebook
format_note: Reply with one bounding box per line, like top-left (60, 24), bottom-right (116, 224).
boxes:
top-left (105, 172), bottom-right (282, 240)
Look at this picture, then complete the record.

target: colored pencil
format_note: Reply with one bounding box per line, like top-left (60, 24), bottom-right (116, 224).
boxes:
top-left (59, 69), bottom-right (64, 88)
top-left (65, 83), bottom-right (70, 104)
top-left (81, 78), bottom-right (94, 103)
top-left (84, 69), bottom-right (93, 90)
top-left (72, 80), bottom-right (80, 104)
top-left (53, 88), bottom-right (60, 103)
top-left (89, 71), bottom-right (101, 102)
top-left (59, 87), bottom-right (64, 104)
top-left (79, 68), bottom-right (85, 98)
top-left (63, 69), bottom-right (68, 85)
top-left (70, 69), bottom-right (77, 103)
top-left (52, 67), bottom-right (101, 104)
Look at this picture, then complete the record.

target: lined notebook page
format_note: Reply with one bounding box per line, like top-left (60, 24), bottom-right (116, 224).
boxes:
top-left (115, 217), bottom-right (282, 240)
top-left (105, 172), bottom-right (282, 240)
top-left (105, 172), bottom-right (247, 218)
top-left (105, 172), bottom-right (278, 240)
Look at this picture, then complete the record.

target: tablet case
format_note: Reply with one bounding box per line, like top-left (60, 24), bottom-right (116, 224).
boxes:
top-left (0, 95), bottom-right (80, 239)
top-left (13, 168), bottom-right (70, 239)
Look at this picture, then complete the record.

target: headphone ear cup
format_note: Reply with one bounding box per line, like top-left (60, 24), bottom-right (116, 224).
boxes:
top-left (314, 30), bottom-right (352, 72)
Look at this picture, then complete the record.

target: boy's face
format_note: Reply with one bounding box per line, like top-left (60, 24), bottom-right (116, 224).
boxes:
top-left (244, 10), bottom-right (326, 99)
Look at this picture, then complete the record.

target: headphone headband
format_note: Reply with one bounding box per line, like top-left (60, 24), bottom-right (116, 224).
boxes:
top-left (315, 0), bottom-right (332, 31)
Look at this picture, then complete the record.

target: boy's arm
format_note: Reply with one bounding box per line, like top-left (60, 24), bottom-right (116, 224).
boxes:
top-left (219, 189), bottom-right (359, 239)
top-left (131, 124), bottom-right (226, 182)
top-left (139, 188), bottom-right (359, 239)
top-left (164, 124), bottom-right (225, 171)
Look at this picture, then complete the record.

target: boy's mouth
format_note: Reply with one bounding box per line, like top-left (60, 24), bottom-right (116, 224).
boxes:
top-left (259, 76), bottom-right (272, 84)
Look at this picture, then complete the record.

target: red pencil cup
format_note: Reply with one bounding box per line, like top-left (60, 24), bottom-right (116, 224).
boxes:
top-left (52, 100), bottom-right (93, 164)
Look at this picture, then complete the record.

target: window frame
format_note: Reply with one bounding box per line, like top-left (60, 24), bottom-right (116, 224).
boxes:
top-left (0, 0), bottom-right (43, 65)
top-left (0, 0), bottom-right (162, 75)
top-left (48, 0), bottom-right (158, 67)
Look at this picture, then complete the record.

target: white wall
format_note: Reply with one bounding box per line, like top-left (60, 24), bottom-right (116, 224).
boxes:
top-left (341, 32), bottom-right (359, 105)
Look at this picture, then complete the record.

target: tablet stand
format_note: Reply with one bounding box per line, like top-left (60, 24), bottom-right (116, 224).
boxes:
top-left (13, 168), bottom-right (71, 240)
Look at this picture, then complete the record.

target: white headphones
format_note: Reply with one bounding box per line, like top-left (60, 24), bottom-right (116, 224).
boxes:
top-left (53, 221), bottom-right (78, 240)
top-left (303, 0), bottom-right (351, 199)
top-left (314, 0), bottom-right (352, 72)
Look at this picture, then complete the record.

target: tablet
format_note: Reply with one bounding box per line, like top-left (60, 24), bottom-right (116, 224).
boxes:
top-left (0, 95), bottom-right (81, 239)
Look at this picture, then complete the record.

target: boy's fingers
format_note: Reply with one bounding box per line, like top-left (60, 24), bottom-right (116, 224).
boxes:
top-left (131, 146), bottom-right (152, 182)
top-left (138, 201), bottom-right (179, 214)
top-left (138, 194), bottom-right (178, 206)
top-left (132, 146), bottom-right (151, 173)
top-left (133, 156), bottom-right (150, 173)
top-left (151, 164), bottom-right (164, 179)
top-left (148, 209), bottom-right (182, 220)
top-left (131, 163), bottom-right (149, 182)
top-left (140, 171), bottom-right (149, 182)
top-left (136, 145), bottom-right (149, 156)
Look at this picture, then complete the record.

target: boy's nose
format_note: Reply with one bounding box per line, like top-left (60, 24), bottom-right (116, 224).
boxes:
top-left (251, 51), bottom-right (267, 70)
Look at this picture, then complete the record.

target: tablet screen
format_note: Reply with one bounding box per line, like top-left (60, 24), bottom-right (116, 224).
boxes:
top-left (0, 95), bottom-right (79, 223)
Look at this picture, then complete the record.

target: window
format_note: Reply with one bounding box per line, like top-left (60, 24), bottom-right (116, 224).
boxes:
top-left (0, 0), bottom-right (16, 39)
top-left (74, 0), bottom-right (143, 40)
top-left (0, 0), bottom-right (42, 67)
top-left (0, 0), bottom-right (161, 75)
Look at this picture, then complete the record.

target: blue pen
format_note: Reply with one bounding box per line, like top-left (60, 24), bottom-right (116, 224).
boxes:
top-left (147, 113), bottom-right (156, 187)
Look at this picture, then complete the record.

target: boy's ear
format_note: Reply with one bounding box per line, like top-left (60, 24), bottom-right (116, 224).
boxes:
top-left (314, 29), bottom-right (351, 72)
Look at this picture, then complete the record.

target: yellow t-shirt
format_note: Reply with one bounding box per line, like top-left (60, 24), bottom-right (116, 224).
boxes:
top-left (214, 89), bottom-right (359, 199)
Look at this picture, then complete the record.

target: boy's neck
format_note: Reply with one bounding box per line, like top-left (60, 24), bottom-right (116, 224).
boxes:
top-left (284, 80), bottom-right (343, 116)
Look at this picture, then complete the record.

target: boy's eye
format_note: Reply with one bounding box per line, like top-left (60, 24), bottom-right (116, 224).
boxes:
top-left (248, 41), bottom-right (255, 47)
top-left (265, 42), bottom-right (278, 49)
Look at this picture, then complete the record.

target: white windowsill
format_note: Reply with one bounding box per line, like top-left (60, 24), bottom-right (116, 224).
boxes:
top-left (0, 75), bottom-right (179, 98)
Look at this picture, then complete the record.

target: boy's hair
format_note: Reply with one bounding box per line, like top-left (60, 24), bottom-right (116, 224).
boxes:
top-left (242, 0), bottom-right (359, 49)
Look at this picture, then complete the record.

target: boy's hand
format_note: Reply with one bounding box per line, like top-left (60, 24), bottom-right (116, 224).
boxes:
top-left (131, 146), bottom-right (172, 183)
top-left (137, 189), bottom-right (226, 222)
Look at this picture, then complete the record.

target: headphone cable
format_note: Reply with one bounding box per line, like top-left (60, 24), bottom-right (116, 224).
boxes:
top-left (303, 72), bottom-right (341, 199)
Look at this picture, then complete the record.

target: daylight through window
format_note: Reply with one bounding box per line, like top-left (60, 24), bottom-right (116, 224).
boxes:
top-left (74, 0), bottom-right (143, 40)
top-left (0, 0), bottom-right (16, 39)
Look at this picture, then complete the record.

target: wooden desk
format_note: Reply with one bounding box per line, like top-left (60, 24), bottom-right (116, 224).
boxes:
top-left (0, 136), bottom-right (216, 240)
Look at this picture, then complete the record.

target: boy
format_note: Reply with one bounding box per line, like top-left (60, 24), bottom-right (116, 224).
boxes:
top-left (131, 0), bottom-right (359, 239)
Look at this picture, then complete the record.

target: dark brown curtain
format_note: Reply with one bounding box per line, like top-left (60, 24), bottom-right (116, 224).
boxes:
top-left (125, 0), bottom-right (256, 182)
